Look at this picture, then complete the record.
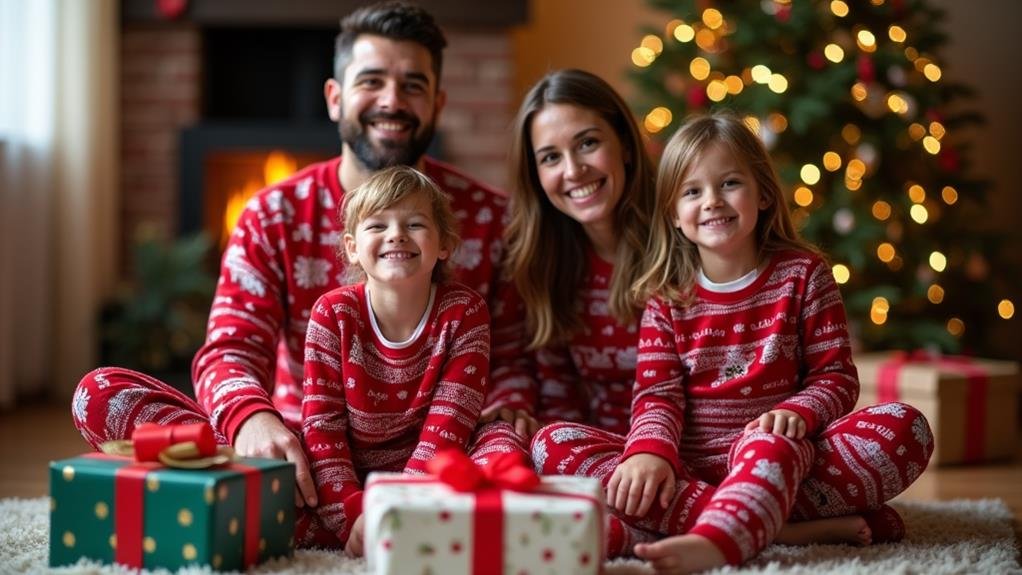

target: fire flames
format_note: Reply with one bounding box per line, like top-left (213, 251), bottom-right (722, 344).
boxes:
top-left (220, 151), bottom-right (297, 248)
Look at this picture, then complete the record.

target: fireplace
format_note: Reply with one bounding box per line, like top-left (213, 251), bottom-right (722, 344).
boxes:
top-left (119, 0), bottom-right (525, 263)
top-left (178, 25), bottom-right (339, 246)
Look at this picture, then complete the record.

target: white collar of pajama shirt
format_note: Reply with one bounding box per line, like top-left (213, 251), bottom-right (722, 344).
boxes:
top-left (366, 283), bottom-right (438, 349)
top-left (697, 265), bottom-right (762, 293)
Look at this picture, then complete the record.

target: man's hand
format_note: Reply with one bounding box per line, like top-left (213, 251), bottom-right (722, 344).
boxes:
top-left (607, 453), bottom-right (676, 517)
top-left (479, 405), bottom-right (540, 440)
top-left (745, 409), bottom-right (807, 439)
top-left (234, 411), bottom-right (317, 507)
top-left (345, 514), bottom-right (366, 557)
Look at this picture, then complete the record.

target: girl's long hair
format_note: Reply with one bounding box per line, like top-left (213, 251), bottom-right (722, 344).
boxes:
top-left (507, 69), bottom-right (656, 349)
top-left (634, 112), bottom-right (821, 303)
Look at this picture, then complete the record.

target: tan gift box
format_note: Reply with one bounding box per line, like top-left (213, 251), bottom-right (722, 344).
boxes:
top-left (854, 352), bottom-right (1019, 465)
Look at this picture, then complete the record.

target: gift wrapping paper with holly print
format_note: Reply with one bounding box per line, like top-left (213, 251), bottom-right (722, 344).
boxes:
top-left (49, 454), bottom-right (295, 571)
top-left (364, 473), bottom-right (604, 575)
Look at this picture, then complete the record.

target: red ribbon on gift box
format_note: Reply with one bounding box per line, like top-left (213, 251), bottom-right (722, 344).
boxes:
top-left (876, 350), bottom-right (989, 463)
top-left (427, 450), bottom-right (539, 573)
top-left (427, 448), bottom-right (541, 492)
top-left (85, 422), bottom-right (263, 568)
top-left (370, 449), bottom-right (604, 574)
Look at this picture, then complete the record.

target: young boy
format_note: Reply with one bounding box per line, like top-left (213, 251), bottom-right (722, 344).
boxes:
top-left (300, 166), bottom-right (490, 555)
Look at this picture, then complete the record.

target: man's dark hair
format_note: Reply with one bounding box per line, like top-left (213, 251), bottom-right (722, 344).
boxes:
top-left (334, 1), bottom-right (447, 83)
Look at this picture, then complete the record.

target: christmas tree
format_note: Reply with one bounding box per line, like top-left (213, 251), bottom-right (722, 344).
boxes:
top-left (630, 0), bottom-right (1016, 354)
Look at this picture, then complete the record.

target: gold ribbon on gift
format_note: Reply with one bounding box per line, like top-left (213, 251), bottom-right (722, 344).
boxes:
top-left (100, 422), bottom-right (236, 469)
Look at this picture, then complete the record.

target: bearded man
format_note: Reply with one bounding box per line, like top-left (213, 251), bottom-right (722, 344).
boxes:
top-left (71, 1), bottom-right (530, 549)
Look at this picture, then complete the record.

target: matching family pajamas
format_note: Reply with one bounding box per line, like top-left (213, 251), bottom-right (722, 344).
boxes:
top-left (485, 248), bottom-right (673, 552)
top-left (71, 156), bottom-right (528, 545)
top-left (531, 251), bottom-right (933, 563)
top-left (486, 248), bottom-right (640, 433)
top-left (71, 156), bottom-right (932, 562)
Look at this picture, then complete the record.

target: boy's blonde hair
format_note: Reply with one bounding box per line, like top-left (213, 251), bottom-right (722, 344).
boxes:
top-left (633, 111), bottom-right (820, 303)
top-left (341, 165), bottom-right (460, 284)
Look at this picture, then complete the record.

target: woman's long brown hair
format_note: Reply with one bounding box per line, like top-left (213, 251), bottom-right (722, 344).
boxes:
top-left (506, 69), bottom-right (656, 349)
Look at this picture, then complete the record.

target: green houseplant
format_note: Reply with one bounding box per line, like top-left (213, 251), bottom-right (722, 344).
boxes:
top-left (100, 230), bottom-right (216, 392)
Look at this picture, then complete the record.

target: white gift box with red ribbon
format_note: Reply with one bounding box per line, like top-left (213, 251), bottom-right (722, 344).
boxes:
top-left (363, 451), bottom-right (604, 575)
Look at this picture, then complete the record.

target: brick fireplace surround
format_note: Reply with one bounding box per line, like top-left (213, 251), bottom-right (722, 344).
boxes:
top-left (119, 0), bottom-right (525, 258)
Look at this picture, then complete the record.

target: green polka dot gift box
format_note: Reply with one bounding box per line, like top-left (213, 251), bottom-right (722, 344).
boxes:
top-left (49, 449), bottom-right (294, 571)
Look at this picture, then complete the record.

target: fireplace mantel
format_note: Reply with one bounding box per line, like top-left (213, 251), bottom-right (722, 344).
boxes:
top-left (122, 0), bottom-right (527, 28)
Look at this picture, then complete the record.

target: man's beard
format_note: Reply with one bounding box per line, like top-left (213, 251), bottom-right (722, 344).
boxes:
top-left (340, 110), bottom-right (435, 171)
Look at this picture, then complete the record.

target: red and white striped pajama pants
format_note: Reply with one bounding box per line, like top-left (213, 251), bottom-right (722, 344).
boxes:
top-left (71, 367), bottom-right (529, 549)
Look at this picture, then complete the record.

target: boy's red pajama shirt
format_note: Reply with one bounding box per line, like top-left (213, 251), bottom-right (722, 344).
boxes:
top-left (299, 282), bottom-right (490, 545)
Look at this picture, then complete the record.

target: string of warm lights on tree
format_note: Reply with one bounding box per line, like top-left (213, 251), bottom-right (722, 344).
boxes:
top-left (630, 0), bottom-right (1016, 354)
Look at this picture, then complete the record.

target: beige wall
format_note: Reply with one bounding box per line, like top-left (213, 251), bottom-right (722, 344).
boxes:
top-left (931, 0), bottom-right (1022, 232)
top-left (930, 0), bottom-right (1022, 360)
top-left (511, 0), bottom-right (1022, 359)
top-left (511, 0), bottom-right (666, 101)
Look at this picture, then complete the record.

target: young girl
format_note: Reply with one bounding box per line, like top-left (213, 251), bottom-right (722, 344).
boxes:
top-left (299, 166), bottom-right (491, 556)
top-left (534, 113), bottom-right (934, 570)
top-left (629, 113), bottom-right (936, 572)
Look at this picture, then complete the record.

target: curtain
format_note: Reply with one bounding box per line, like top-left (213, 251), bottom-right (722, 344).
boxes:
top-left (0, 0), bottom-right (118, 408)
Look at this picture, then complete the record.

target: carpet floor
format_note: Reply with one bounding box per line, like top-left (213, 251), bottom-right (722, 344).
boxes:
top-left (1, 497), bottom-right (1018, 574)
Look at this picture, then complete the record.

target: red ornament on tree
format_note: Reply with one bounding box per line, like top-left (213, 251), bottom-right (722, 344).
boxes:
top-left (938, 146), bottom-right (960, 173)
top-left (807, 51), bottom-right (826, 70)
top-left (686, 85), bottom-right (709, 109)
top-left (857, 55), bottom-right (875, 83)
top-left (156, 0), bottom-right (187, 20)
top-left (775, 5), bottom-right (792, 23)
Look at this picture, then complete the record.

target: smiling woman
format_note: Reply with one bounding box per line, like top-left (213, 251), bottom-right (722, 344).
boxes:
top-left (503, 69), bottom-right (656, 355)
top-left (482, 71), bottom-right (658, 530)
top-left (529, 102), bottom-right (627, 258)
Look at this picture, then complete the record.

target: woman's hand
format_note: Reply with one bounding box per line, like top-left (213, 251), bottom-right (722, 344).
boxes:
top-left (607, 453), bottom-right (676, 517)
top-left (745, 409), bottom-right (807, 439)
top-left (479, 405), bottom-right (541, 440)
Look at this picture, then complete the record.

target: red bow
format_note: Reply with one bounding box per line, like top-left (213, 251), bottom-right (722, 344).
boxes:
top-left (132, 422), bottom-right (217, 462)
top-left (426, 449), bottom-right (540, 492)
top-left (100, 422), bottom-right (234, 469)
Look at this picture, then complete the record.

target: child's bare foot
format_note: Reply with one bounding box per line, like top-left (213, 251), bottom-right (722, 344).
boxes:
top-left (634, 534), bottom-right (726, 574)
top-left (776, 515), bottom-right (871, 546)
top-left (861, 504), bottom-right (905, 543)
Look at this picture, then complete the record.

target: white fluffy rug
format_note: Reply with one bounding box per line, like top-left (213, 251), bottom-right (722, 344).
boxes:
top-left (1, 497), bottom-right (1018, 574)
